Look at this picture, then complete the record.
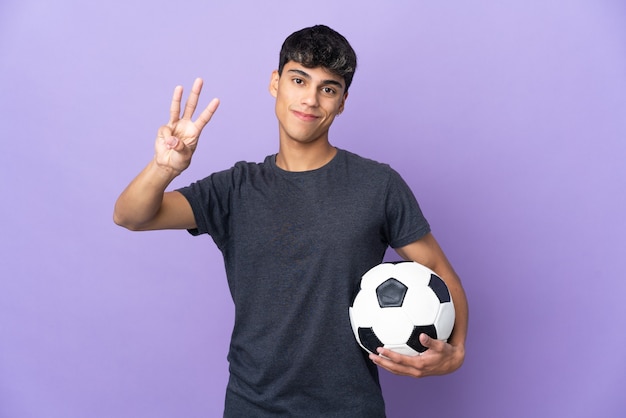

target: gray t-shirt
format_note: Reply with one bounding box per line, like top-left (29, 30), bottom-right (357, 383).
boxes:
top-left (178, 149), bottom-right (430, 417)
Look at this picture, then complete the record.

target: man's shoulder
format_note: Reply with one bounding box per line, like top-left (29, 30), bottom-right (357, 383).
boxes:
top-left (214, 155), bottom-right (275, 178)
top-left (338, 148), bottom-right (396, 176)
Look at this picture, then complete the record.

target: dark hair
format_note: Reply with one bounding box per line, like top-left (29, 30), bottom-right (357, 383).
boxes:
top-left (278, 25), bottom-right (357, 92)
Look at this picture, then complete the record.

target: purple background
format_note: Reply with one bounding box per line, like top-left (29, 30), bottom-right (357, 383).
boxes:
top-left (1, 1), bottom-right (625, 417)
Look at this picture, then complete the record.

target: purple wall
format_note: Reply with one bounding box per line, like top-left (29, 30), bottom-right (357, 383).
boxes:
top-left (1, 1), bottom-right (625, 417)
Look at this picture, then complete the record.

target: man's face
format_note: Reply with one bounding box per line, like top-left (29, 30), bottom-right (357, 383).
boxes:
top-left (269, 61), bottom-right (348, 145)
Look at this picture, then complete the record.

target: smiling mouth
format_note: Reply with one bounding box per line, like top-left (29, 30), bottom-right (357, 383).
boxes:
top-left (292, 110), bottom-right (320, 121)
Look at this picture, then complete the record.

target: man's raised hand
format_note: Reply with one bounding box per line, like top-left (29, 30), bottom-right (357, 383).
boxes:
top-left (155, 78), bottom-right (220, 175)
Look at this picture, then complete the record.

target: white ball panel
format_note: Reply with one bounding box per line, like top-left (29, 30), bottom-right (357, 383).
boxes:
top-left (395, 262), bottom-right (432, 287)
top-left (433, 301), bottom-right (456, 340)
top-left (350, 289), bottom-right (381, 326)
top-left (384, 343), bottom-right (420, 357)
top-left (371, 308), bottom-right (413, 343)
top-left (360, 263), bottom-right (398, 289)
top-left (402, 286), bottom-right (440, 325)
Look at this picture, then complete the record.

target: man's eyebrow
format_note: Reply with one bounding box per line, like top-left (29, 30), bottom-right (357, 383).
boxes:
top-left (287, 68), bottom-right (344, 88)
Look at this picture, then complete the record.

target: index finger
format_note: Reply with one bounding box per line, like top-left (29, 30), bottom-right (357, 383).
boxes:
top-left (193, 97), bottom-right (220, 131)
top-left (370, 348), bottom-right (424, 377)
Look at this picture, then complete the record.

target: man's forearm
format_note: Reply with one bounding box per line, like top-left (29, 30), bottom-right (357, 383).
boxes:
top-left (113, 159), bottom-right (179, 230)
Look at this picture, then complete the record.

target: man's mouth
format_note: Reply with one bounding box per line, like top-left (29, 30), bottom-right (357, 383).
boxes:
top-left (292, 110), bottom-right (320, 122)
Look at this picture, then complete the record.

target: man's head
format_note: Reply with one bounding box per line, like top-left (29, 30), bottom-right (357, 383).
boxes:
top-left (278, 25), bottom-right (357, 92)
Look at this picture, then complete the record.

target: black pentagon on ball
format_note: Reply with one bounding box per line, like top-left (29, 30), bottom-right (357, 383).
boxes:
top-left (428, 274), bottom-right (451, 303)
top-left (407, 325), bottom-right (438, 353)
top-left (358, 327), bottom-right (383, 354)
top-left (376, 278), bottom-right (408, 308)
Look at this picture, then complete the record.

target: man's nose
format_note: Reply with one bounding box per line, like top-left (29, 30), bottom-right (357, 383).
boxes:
top-left (301, 87), bottom-right (319, 107)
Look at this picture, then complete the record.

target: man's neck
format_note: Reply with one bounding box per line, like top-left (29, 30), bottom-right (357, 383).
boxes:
top-left (275, 141), bottom-right (337, 172)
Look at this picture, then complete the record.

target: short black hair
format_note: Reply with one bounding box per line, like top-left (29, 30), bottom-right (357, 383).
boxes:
top-left (278, 25), bottom-right (357, 92)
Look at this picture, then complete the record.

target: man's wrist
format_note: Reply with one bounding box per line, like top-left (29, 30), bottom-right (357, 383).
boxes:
top-left (150, 158), bottom-right (183, 181)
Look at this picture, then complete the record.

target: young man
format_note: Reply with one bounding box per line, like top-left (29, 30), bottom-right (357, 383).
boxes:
top-left (114, 25), bottom-right (468, 417)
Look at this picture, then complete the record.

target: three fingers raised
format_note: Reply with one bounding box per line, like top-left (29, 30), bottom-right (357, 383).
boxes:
top-left (169, 78), bottom-right (220, 129)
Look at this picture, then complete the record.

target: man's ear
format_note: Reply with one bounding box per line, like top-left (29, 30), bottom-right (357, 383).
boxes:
top-left (269, 70), bottom-right (280, 98)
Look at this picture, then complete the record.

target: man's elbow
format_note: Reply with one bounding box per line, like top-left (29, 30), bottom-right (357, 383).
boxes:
top-left (113, 211), bottom-right (143, 231)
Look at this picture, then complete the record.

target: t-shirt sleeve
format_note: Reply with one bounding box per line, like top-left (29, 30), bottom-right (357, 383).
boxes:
top-left (176, 168), bottom-right (233, 249)
top-left (384, 169), bottom-right (431, 248)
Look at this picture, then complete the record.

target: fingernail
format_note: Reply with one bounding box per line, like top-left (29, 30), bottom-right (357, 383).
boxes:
top-left (166, 136), bottom-right (179, 148)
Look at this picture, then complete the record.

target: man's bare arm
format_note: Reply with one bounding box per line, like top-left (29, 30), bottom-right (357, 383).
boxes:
top-left (113, 78), bottom-right (219, 231)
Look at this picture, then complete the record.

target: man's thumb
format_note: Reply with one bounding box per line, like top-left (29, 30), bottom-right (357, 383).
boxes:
top-left (165, 136), bottom-right (183, 151)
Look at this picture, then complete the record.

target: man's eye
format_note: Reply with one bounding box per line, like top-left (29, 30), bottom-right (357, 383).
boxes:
top-left (322, 87), bottom-right (336, 95)
top-left (293, 78), bottom-right (304, 85)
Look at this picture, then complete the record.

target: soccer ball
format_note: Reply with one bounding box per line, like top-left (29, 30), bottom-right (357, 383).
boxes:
top-left (349, 261), bottom-right (455, 356)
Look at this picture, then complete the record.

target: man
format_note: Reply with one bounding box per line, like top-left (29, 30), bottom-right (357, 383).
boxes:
top-left (114, 25), bottom-right (468, 417)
